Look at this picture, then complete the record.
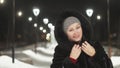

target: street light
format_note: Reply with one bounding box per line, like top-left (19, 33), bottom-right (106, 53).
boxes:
top-left (33, 7), bottom-right (40, 17)
top-left (97, 15), bottom-right (101, 20)
top-left (0, 0), bottom-right (4, 4)
top-left (17, 11), bottom-right (23, 17)
top-left (28, 17), bottom-right (32, 22)
top-left (39, 26), bottom-right (43, 30)
top-left (43, 29), bottom-right (46, 33)
top-left (34, 23), bottom-right (38, 27)
top-left (86, 8), bottom-right (94, 39)
top-left (86, 8), bottom-right (94, 17)
top-left (43, 18), bottom-right (49, 24)
top-left (48, 23), bottom-right (53, 28)
top-left (32, 7), bottom-right (40, 53)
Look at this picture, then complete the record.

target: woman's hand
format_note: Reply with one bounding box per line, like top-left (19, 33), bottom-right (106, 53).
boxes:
top-left (81, 41), bottom-right (96, 57)
top-left (70, 44), bottom-right (82, 60)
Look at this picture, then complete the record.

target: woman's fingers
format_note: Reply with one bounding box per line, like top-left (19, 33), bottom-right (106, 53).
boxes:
top-left (81, 41), bottom-right (96, 57)
top-left (70, 44), bottom-right (82, 59)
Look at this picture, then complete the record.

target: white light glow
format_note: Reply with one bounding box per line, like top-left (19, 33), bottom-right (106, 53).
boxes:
top-left (33, 8), bottom-right (40, 17)
top-left (47, 33), bottom-right (50, 37)
top-left (0, 0), bottom-right (4, 4)
top-left (97, 15), bottom-right (101, 20)
top-left (46, 33), bottom-right (50, 41)
top-left (48, 23), bottom-right (53, 28)
top-left (17, 11), bottom-right (23, 17)
top-left (43, 29), bottom-right (46, 33)
top-left (43, 18), bottom-right (49, 24)
top-left (86, 9), bottom-right (93, 17)
top-left (39, 27), bottom-right (43, 30)
top-left (34, 23), bottom-right (37, 27)
top-left (28, 17), bottom-right (32, 22)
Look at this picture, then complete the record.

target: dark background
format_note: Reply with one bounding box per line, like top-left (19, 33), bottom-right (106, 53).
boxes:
top-left (0, 0), bottom-right (120, 50)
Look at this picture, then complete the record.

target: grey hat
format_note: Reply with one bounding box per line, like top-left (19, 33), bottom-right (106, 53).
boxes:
top-left (63, 16), bottom-right (81, 32)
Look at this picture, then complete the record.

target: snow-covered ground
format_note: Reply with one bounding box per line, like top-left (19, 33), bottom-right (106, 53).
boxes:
top-left (0, 52), bottom-right (120, 68)
top-left (22, 49), bottom-right (52, 68)
top-left (26, 47), bottom-right (120, 68)
top-left (0, 55), bottom-right (39, 68)
top-left (0, 45), bottom-right (120, 68)
top-left (111, 56), bottom-right (120, 68)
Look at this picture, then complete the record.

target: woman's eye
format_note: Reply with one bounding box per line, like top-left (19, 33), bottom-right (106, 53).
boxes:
top-left (76, 26), bottom-right (80, 29)
top-left (69, 29), bottom-right (73, 32)
top-left (68, 29), bottom-right (73, 32)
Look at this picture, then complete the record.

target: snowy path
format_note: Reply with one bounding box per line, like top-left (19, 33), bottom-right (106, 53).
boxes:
top-left (22, 49), bottom-right (53, 68)
top-left (111, 56), bottom-right (120, 68)
top-left (0, 46), bottom-right (120, 68)
top-left (0, 55), bottom-right (39, 68)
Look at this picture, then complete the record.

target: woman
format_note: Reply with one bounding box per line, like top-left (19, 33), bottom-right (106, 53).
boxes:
top-left (50, 10), bottom-right (113, 68)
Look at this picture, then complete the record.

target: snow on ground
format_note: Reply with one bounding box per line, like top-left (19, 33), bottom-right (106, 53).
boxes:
top-left (0, 45), bottom-right (120, 68)
top-left (0, 55), bottom-right (120, 68)
top-left (23, 49), bottom-right (120, 68)
top-left (0, 54), bottom-right (120, 68)
top-left (37, 47), bottom-right (54, 56)
top-left (111, 56), bottom-right (120, 68)
top-left (0, 55), bottom-right (39, 68)
top-left (22, 49), bottom-right (52, 68)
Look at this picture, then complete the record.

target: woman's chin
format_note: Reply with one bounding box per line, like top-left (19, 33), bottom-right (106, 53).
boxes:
top-left (73, 39), bottom-right (81, 43)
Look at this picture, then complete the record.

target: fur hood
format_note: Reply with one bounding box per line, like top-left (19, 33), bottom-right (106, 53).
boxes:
top-left (54, 10), bottom-right (93, 45)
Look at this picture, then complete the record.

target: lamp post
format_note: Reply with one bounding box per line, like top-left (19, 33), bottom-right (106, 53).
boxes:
top-left (12, 0), bottom-right (15, 63)
top-left (107, 0), bottom-right (112, 58)
top-left (33, 7), bottom-right (40, 53)
top-left (86, 8), bottom-right (94, 39)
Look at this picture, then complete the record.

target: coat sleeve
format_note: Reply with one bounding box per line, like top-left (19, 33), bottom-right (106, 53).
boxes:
top-left (90, 41), bottom-right (113, 68)
top-left (50, 45), bottom-right (80, 68)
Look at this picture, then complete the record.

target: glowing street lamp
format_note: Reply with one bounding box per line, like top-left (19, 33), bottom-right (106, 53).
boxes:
top-left (97, 15), bottom-right (101, 20)
top-left (43, 29), bottom-right (46, 33)
top-left (28, 17), bottom-right (32, 22)
top-left (86, 8), bottom-right (94, 17)
top-left (33, 7), bottom-right (40, 17)
top-left (34, 23), bottom-right (37, 27)
top-left (48, 23), bottom-right (53, 28)
top-left (39, 26), bottom-right (43, 30)
top-left (43, 18), bottom-right (49, 24)
top-left (32, 7), bottom-right (40, 53)
top-left (0, 0), bottom-right (4, 4)
top-left (17, 11), bottom-right (23, 17)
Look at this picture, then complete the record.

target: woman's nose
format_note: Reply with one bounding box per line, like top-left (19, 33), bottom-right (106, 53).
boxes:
top-left (73, 30), bottom-right (78, 35)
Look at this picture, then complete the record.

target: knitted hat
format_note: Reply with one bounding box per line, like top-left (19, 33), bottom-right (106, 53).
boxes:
top-left (63, 16), bottom-right (80, 32)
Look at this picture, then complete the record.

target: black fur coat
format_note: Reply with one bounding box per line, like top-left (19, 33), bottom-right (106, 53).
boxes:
top-left (50, 10), bottom-right (113, 68)
top-left (51, 41), bottom-right (113, 68)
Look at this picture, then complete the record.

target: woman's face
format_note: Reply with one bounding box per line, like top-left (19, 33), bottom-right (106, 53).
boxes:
top-left (66, 23), bottom-right (82, 42)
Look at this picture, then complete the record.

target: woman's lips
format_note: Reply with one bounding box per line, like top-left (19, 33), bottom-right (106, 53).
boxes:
top-left (73, 35), bottom-right (80, 38)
